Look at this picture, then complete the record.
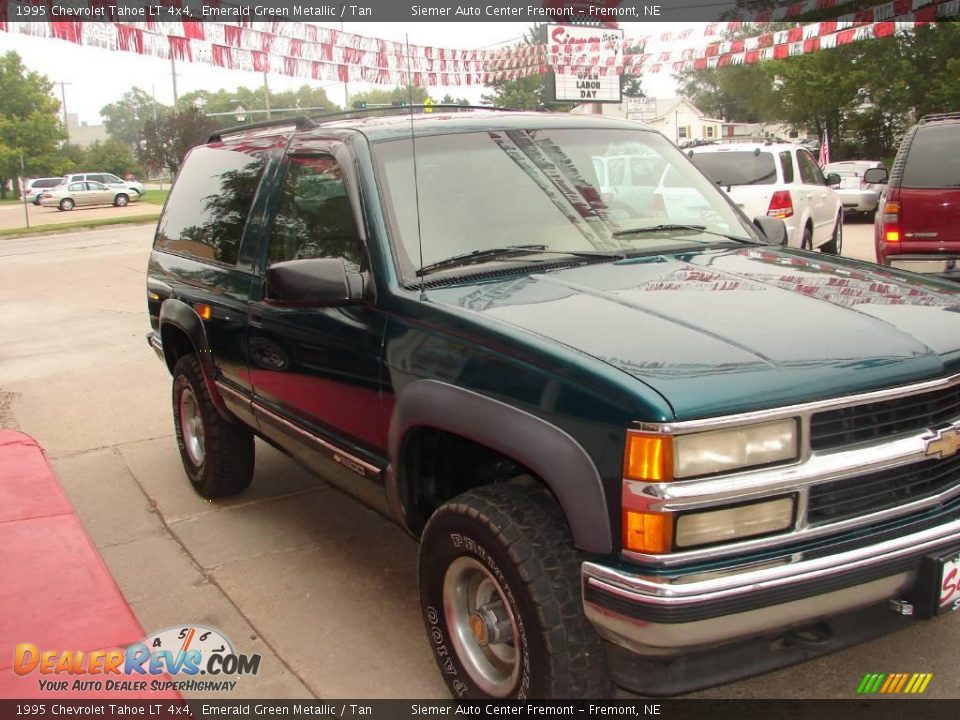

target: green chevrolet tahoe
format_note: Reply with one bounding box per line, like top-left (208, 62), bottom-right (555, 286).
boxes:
top-left (146, 109), bottom-right (960, 699)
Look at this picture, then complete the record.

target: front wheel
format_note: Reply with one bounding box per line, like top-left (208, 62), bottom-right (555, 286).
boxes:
top-left (821, 214), bottom-right (843, 255)
top-left (419, 484), bottom-right (612, 699)
top-left (59, 198), bottom-right (74, 211)
top-left (114, 193), bottom-right (129, 207)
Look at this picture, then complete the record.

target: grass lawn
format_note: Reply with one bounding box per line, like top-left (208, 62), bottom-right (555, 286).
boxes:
top-left (140, 188), bottom-right (169, 206)
top-left (0, 214), bottom-right (159, 239)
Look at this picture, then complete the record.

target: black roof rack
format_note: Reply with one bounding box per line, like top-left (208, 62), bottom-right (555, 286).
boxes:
top-left (919, 112), bottom-right (960, 124)
top-left (308, 104), bottom-right (520, 123)
top-left (207, 116), bottom-right (315, 144)
top-left (207, 105), bottom-right (521, 143)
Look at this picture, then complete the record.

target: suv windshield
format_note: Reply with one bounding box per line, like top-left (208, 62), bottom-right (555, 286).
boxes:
top-left (690, 151), bottom-right (778, 186)
top-left (373, 129), bottom-right (754, 280)
top-left (901, 125), bottom-right (960, 188)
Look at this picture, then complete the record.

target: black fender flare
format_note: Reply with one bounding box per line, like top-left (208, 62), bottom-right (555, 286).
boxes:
top-left (387, 379), bottom-right (612, 554)
top-left (158, 299), bottom-right (231, 420)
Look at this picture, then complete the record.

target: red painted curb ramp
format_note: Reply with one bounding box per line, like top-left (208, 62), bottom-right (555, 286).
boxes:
top-left (0, 430), bottom-right (180, 700)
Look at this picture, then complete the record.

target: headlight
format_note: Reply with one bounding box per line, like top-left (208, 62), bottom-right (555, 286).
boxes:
top-left (674, 419), bottom-right (798, 478)
top-left (623, 418), bottom-right (799, 482)
top-left (675, 496), bottom-right (795, 548)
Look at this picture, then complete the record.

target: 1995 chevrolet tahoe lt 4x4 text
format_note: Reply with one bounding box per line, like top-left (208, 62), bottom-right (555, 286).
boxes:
top-left (147, 109), bottom-right (960, 698)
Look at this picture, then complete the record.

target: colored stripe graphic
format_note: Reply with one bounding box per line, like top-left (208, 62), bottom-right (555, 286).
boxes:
top-left (857, 673), bottom-right (933, 694)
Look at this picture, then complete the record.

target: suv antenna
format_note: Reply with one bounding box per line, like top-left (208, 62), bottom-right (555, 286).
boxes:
top-left (405, 34), bottom-right (427, 301)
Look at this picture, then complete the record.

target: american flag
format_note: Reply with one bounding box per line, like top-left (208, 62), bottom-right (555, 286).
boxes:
top-left (818, 129), bottom-right (831, 168)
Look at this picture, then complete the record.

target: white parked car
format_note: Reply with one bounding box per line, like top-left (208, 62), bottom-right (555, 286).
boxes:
top-left (62, 172), bottom-right (145, 198)
top-left (687, 143), bottom-right (844, 253)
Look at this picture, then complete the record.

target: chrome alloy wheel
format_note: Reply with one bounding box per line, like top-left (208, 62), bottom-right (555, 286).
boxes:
top-left (179, 386), bottom-right (205, 466)
top-left (442, 556), bottom-right (521, 697)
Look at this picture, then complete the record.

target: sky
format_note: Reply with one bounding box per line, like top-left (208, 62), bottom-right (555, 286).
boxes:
top-left (1, 21), bottom-right (683, 125)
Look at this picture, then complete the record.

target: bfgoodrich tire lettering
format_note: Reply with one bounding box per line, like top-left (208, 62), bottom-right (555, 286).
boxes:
top-left (172, 354), bottom-right (254, 498)
top-left (419, 484), bottom-right (612, 699)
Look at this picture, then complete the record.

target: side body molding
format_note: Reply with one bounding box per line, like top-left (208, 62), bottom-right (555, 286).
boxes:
top-left (388, 379), bottom-right (613, 554)
top-left (158, 299), bottom-right (231, 420)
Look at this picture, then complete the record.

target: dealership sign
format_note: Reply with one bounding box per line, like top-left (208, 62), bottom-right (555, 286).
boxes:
top-left (545, 24), bottom-right (624, 104)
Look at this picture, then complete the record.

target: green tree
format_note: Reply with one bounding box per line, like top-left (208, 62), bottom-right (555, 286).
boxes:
top-left (349, 85), bottom-right (430, 108)
top-left (180, 83), bottom-right (336, 121)
top-left (621, 44), bottom-right (645, 99)
top-left (481, 26), bottom-right (574, 111)
top-left (101, 87), bottom-right (164, 157)
top-left (0, 51), bottom-right (66, 197)
top-left (83, 139), bottom-right (143, 178)
top-left (440, 94), bottom-right (471, 106)
top-left (141, 106), bottom-right (217, 176)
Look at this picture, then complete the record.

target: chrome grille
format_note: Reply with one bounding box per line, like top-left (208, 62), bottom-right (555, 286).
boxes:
top-left (807, 453), bottom-right (960, 525)
top-left (810, 384), bottom-right (960, 451)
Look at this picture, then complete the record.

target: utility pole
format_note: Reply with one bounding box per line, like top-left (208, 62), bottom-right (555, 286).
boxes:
top-left (20, 154), bottom-right (29, 229)
top-left (340, 21), bottom-right (349, 108)
top-left (56, 81), bottom-right (72, 143)
top-left (263, 69), bottom-right (271, 120)
top-left (171, 54), bottom-right (179, 106)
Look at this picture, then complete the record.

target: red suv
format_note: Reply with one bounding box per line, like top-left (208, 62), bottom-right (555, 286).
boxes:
top-left (868, 112), bottom-right (960, 278)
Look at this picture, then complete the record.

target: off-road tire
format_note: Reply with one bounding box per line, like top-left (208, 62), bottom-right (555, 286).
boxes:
top-left (821, 213), bottom-right (843, 255)
top-left (419, 483), bottom-right (613, 699)
top-left (114, 193), bottom-right (129, 207)
top-left (172, 354), bottom-right (254, 498)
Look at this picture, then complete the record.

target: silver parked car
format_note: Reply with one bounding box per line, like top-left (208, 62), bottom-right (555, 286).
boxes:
top-left (824, 160), bottom-right (886, 218)
top-left (40, 180), bottom-right (140, 211)
top-left (62, 172), bottom-right (145, 197)
top-left (24, 177), bottom-right (65, 205)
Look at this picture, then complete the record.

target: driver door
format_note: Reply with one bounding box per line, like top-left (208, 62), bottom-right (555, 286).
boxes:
top-left (247, 149), bottom-right (388, 481)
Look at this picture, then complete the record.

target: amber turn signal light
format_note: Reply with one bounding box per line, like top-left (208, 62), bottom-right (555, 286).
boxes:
top-left (623, 431), bottom-right (673, 482)
top-left (623, 510), bottom-right (674, 554)
top-left (194, 303), bottom-right (212, 320)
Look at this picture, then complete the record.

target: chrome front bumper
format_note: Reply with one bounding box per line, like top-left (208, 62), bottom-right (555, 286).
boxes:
top-left (583, 515), bottom-right (960, 654)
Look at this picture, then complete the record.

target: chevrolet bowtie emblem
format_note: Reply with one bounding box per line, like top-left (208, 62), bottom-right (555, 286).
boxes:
top-left (924, 426), bottom-right (960, 459)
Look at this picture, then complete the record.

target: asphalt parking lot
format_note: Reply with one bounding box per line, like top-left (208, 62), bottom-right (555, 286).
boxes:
top-left (2, 218), bottom-right (959, 700)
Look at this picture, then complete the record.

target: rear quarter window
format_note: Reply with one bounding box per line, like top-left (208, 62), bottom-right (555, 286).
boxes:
top-left (902, 125), bottom-right (960, 188)
top-left (154, 145), bottom-right (267, 265)
top-left (690, 151), bottom-right (777, 186)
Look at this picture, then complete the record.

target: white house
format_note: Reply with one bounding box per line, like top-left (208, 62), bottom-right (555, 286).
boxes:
top-left (570, 97), bottom-right (725, 145)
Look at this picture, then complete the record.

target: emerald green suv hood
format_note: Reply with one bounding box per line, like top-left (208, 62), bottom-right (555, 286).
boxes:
top-left (428, 246), bottom-right (960, 420)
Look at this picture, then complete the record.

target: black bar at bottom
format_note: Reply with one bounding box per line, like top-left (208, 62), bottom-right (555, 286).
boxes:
top-left (2, 699), bottom-right (959, 720)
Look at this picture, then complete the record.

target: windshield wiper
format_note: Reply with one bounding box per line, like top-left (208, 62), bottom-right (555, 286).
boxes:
top-left (612, 224), bottom-right (754, 244)
top-left (416, 245), bottom-right (617, 277)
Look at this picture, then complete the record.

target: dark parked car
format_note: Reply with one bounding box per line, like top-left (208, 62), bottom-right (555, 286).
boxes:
top-left (147, 109), bottom-right (960, 699)
top-left (868, 112), bottom-right (960, 278)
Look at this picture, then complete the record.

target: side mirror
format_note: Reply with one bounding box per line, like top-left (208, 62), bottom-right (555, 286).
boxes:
top-left (863, 167), bottom-right (889, 185)
top-left (753, 216), bottom-right (788, 246)
top-left (825, 172), bottom-right (842, 188)
top-left (265, 258), bottom-right (363, 306)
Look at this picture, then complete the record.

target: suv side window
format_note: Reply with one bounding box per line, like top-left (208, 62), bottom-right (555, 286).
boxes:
top-left (104, 174), bottom-right (124, 184)
top-left (87, 174), bottom-right (107, 184)
top-left (796, 150), bottom-right (825, 185)
top-left (779, 151), bottom-right (795, 183)
top-left (266, 155), bottom-right (363, 271)
top-left (155, 145), bottom-right (267, 265)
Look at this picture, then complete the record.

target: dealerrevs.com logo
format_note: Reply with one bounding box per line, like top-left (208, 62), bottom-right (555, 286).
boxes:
top-left (14, 625), bottom-right (261, 693)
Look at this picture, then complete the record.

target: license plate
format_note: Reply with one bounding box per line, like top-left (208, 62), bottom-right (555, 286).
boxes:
top-left (936, 550), bottom-right (960, 614)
